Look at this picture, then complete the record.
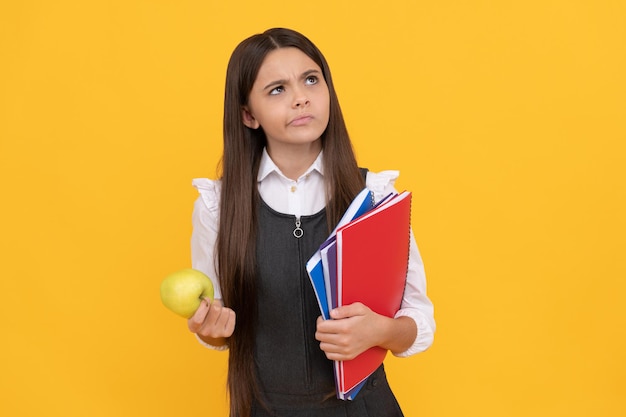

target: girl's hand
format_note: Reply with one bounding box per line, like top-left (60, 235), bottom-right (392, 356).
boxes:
top-left (188, 298), bottom-right (236, 343)
top-left (315, 302), bottom-right (384, 361)
top-left (315, 302), bottom-right (418, 360)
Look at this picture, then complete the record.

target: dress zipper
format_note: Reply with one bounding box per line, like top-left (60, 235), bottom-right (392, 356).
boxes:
top-left (293, 216), bottom-right (303, 238)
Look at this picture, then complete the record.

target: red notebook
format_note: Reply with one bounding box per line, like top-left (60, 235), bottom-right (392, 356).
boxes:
top-left (335, 191), bottom-right (412, 395)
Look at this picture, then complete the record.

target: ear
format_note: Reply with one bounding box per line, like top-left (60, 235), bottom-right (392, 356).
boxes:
top-left (241, 106), bottom-right (260, 129)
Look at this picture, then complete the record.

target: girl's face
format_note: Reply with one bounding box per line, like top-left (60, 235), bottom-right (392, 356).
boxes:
top-left (242, 47), bottom-right (330, 155)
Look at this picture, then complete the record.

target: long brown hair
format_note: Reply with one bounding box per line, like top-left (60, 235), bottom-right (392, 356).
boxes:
top-left (216, 28), bottom-right (364, 417)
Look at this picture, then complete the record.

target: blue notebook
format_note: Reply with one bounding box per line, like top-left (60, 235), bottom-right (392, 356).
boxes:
top-left (306, 188), bottom-right (375, 319)
top-left (305, 187), bottom-right (376, 399)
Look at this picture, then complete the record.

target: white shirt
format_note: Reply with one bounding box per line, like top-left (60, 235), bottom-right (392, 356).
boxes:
top-left (191, 149), bottom-right (435, 357)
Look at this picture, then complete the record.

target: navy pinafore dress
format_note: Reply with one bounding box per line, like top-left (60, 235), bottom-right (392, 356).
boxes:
top-left (251, 191), bottom-right (405, 417)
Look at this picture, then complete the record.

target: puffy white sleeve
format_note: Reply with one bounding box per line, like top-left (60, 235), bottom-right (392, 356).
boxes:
top-left (190, 178), bottom-right (229, 350)
top-left (191, 178), bottom-right (222, 299)
top-left (365, 170), bottom-right (436, 357)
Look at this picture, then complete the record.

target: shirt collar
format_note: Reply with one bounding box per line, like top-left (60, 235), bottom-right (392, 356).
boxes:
top-left (257, 147), bottom-right (325, 182)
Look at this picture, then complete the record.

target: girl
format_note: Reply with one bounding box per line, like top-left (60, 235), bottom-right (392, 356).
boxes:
top-left (187, 28), bottom-right (435, 417)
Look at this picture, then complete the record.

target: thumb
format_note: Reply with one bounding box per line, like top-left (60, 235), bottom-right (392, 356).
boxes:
top-left (330, 305), bottom-right (352, 319)
top-left (330, 302), bottom-right (369, 319)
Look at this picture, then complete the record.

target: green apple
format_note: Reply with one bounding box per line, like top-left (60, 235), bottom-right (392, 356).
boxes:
top-left (160, 268), bottom-right (214, 318)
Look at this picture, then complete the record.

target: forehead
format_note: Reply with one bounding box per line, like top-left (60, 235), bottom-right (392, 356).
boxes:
top-left (254, 47), bottom-right (322, 83)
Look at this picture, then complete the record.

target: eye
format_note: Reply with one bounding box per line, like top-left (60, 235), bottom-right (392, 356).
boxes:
top-left (305, 76), bottom-right (318, 85)
top-left (269, 86), bottom-right (284, 95)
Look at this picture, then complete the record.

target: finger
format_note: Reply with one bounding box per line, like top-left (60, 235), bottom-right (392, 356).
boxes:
top-left (199, 298), bottom-right (223, 325)
top-left (187, 298), bottom-right (211, 332)
top-left (315, 315), bottom-right (332, 333)
top-left (323, 350), bottom-right (358, 361)
top-left (221, 308), bottom-right (236, 337)
top-left (201, 305), bottom-right (236, 338)
top-left (330, 306), bottom-right (353, 319)
top-left (317, 314), bottom-right (352, 334)
top-left (319, 340), bottom-right (355, 360)
top-left (212, 308), bottom-right (236, 338)
top-left (331, 302), bottom-right (368, 319)
top-left (204, 301), bottom-right (226, 327)
top-left (316, 323), bottom-right (346, 344)
top-left (316, 333), bottom-right (341, 347)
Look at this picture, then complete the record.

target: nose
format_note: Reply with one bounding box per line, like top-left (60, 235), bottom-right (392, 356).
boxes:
top-left (294, 97), bottom-right (310, 108)
top-left (292, 89), bottom-right (310, 108)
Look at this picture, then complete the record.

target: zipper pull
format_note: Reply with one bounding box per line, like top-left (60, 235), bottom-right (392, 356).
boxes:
top-left (293, 216), bottom-right (303, 238)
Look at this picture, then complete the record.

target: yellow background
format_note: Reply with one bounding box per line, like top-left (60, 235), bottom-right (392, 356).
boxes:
top-left (1, 1), bottom-right (624, 416)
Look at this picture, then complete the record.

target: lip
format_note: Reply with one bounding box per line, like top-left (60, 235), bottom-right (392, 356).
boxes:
top-left (289, 113), bottom-right (314, 126)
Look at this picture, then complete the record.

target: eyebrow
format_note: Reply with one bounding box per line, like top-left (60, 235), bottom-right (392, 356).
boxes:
top-left (262, 69), bottom-right (322, 91)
